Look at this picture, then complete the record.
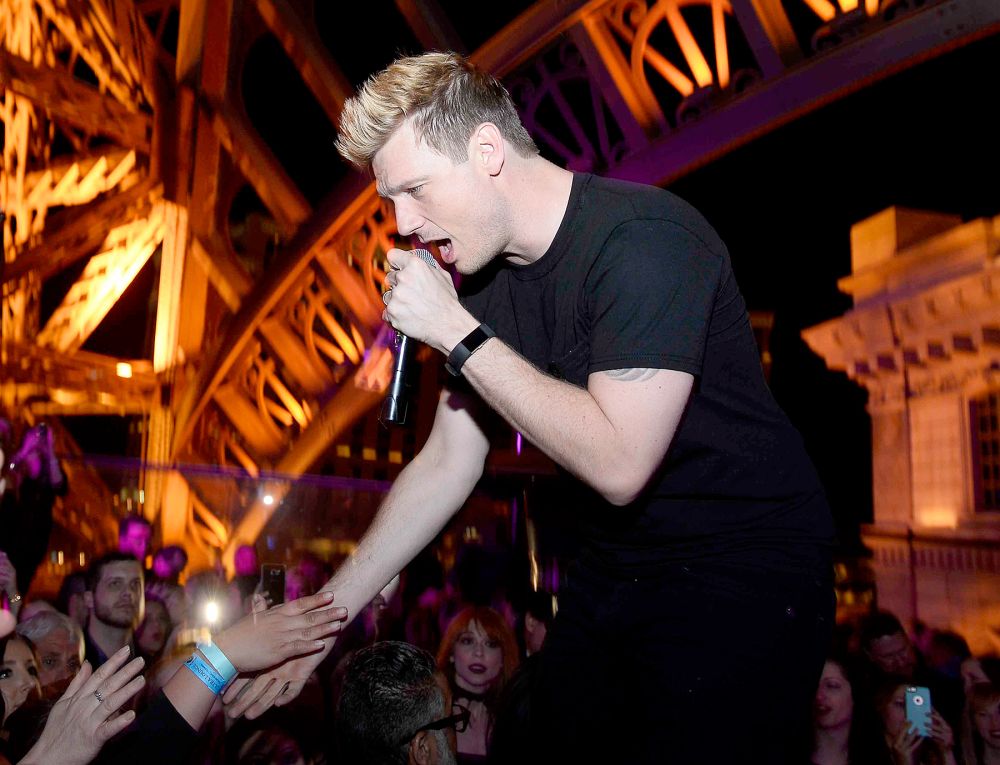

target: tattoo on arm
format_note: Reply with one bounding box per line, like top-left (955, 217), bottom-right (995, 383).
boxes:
top-left (602, 368), bottom-right (658, 382)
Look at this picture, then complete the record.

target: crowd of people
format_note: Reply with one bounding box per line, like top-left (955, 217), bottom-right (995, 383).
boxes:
top-left (810, 612), bottom-right (1000, 765)
top-left (3, 506), bottom-right (1000, 764)
top-left (0, 509), bottom-right (558, 764)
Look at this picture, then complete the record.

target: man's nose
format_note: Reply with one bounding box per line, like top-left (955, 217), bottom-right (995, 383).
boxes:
top-left (393, 199), bottom-right (423, 237)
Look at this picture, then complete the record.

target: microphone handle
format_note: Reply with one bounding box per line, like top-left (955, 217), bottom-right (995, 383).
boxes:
top-left (379, 248), bottom-right (437, 426)
top-left (380, 332), bottom-right (414, 425)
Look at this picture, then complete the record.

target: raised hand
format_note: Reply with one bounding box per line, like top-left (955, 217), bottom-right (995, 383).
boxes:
top-left (0, 550), bottom-right (20, 619)
top-left (889, 723), bottom-right (922, 765)
top-left (19, 646), bottom-right (145, 765)
top-left (221, 590), bottom-right (346, 719)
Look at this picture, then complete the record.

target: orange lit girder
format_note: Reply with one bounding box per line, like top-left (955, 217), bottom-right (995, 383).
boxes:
top-left (34, 0), bottom-right (155, 107)
top-left (20, 149), bottom-right (137, 210)
top-left (171, 185), bottom-right (387, 460)
top-left (0, 342), bottom-right (159, 415)
top-left (0, 47), bottom-right (152, 150)
top-left (2, 178), bottom-right (159, 286)
top-left (37, 200), bottom-right (166, 352)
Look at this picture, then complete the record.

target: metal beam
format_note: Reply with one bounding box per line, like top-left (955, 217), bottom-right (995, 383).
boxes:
top-left (3, 179), bottom-right (160, 285)
top-left (37, 201), bottom-right (166, 352)
top-left (252, 0), bottom-right (354, 126)
top-left (0, 48), bottom-right (152, 150)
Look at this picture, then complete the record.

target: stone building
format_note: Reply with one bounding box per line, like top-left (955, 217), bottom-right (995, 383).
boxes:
top-left (804, 207), bottom-right (1000, 653)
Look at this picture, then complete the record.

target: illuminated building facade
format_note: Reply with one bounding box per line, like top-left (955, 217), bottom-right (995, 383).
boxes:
top-left (805, 207), bottom-right (1000, 652)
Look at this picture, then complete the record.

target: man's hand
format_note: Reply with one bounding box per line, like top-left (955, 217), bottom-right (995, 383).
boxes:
top-left (382, 248), bottom-right (478, 354)
top-left (220, 590), bottom-right (345, 719)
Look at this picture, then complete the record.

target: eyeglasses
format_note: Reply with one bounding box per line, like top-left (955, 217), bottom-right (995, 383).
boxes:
top-left (409, 703), bottom-right (470, 740)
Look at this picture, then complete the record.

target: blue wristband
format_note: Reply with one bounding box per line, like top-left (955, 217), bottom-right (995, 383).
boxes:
top-left (184, 654), bottom-right (226, 694)
top-left (197, 641), bottom-right (237, 683)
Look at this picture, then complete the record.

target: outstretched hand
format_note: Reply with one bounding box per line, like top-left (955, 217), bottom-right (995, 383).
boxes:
top-left (19, 646), bottom-right (145, 765)
top-left (220, 590), bottom-right (347, 719)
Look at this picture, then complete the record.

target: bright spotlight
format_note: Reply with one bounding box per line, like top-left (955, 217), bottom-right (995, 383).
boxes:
top-left (262, 494), bottom-right (274, 506)
top-left (203, 600), bottom-right (220, 625)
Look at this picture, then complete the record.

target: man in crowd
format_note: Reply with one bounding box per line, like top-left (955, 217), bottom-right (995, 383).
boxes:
top-left (228, 52), bottom-right (835, 763)
top-left (336, 641), bottom-right (460, 765)
top-left (15, 609), bottom-right (83, 697)
top-left (83, 552), bottom-right (143, 668)
top-left (860, 610), bottom-right (963, 730)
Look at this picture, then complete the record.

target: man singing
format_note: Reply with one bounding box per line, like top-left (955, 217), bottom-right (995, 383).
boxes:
top-left (228, 52), bottom-right (835, 763)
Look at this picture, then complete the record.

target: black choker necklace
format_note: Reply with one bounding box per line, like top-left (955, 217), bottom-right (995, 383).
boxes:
top-left (454, 688), bottom-right (489, 703)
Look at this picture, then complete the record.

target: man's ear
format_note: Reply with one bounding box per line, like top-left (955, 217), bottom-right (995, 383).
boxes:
top-left (470, 122), bottom-right (505, 176)
top-left (409, 730), bottom-right (434, 765)
top-left (83, 591), bottom-right (94, 611)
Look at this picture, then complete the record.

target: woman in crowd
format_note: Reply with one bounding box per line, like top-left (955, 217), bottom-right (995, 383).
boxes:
top-left (960, 680), bottom-right (1000, 765)
top-left (811, 654), bottom-right (882, 765)
top-left (436, 606), bottom-right (519, 763)
top-left (135, 594), bottom-right (172, 666)
top-left (0, 635), bottom-right (43, 763)
top-left (875, 680), bottom-right (957, 765)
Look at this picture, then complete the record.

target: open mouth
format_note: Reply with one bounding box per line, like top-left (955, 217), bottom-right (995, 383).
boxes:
top-left (436, 239), bottom-right (454, 263)
top-left (468, 663), bottom-right (487, 673)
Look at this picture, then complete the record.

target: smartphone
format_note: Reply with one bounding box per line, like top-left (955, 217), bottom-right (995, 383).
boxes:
top-left (905, 685), bottom-right (932, 737)
top-left (261, 563), bottom-right (286, 606)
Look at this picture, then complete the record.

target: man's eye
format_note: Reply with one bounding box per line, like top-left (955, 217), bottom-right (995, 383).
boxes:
top-left (43, 658), bottom-right (56, 667)
top-left (407, 185), bottom-right (424, 196)
top-left (0, 669), bottom-right (10, 680)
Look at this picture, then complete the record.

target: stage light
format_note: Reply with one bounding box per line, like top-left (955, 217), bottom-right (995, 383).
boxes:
top-left (262, 494), bottom-right (274, 506)
top-left (203, 600), bottom-right (220, 625)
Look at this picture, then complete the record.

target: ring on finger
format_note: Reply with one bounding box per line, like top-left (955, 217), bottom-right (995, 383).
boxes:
top-left (382, 289), bottom-right (392, 305)
top-left (94, 689), bottom-right (105, 703)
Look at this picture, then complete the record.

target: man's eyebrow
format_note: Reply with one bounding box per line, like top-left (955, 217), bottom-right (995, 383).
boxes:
top-left (377, 177), bottom-right (426, 198)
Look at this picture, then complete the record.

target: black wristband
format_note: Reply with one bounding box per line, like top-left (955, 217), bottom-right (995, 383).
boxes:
top-left (446, 323), bottom-right (496, 377)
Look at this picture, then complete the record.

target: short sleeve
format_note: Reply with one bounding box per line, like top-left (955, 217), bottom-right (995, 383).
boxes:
top-left (586, 219), bottom-right (724, 377)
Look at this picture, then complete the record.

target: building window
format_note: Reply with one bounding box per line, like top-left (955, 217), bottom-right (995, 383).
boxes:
top-left (971, 392), bottom-right (1000, 511)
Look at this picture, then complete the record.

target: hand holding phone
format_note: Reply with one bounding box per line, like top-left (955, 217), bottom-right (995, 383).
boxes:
top-left (905, 685), bottom-right (932, 737)
top-left (261, 564), bottom-right (286, 607)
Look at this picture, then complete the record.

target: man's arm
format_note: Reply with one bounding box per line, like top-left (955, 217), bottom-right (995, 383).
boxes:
top-left (322, 385), bottom-right (489, 622)
top-left (462, 344), bottom-right (692, 506)
top-left (224, 386), bottom-right (490, 718)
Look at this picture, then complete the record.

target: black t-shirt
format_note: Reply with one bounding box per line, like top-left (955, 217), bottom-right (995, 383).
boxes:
top-left (459, 173), bottom-right (835, 573)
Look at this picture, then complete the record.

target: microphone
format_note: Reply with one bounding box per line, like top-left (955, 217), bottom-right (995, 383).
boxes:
top-left (379, 249), bottom-right (437, 426)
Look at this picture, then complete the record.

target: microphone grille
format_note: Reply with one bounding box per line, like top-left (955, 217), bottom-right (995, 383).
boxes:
top-left (411, 248), bottom-right (437, 268)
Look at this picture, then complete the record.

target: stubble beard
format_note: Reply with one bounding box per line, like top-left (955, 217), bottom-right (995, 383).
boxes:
top-left (94, 599), bottom-right (138, 630)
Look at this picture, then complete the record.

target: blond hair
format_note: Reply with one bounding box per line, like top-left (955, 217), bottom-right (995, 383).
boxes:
top-left (335, 51), bottom-right (538, 169)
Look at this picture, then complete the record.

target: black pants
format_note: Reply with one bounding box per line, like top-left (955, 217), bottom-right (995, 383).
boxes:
top-left (524, 552), bottom-right (834, 764)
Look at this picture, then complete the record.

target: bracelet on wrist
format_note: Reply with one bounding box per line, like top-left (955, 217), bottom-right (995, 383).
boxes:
top-left (445, 323), bottom-right (496, 377)
top-left (197, 641), bottom-right (237, 683)
top-left (184, 654), bottom-right (227, 695)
